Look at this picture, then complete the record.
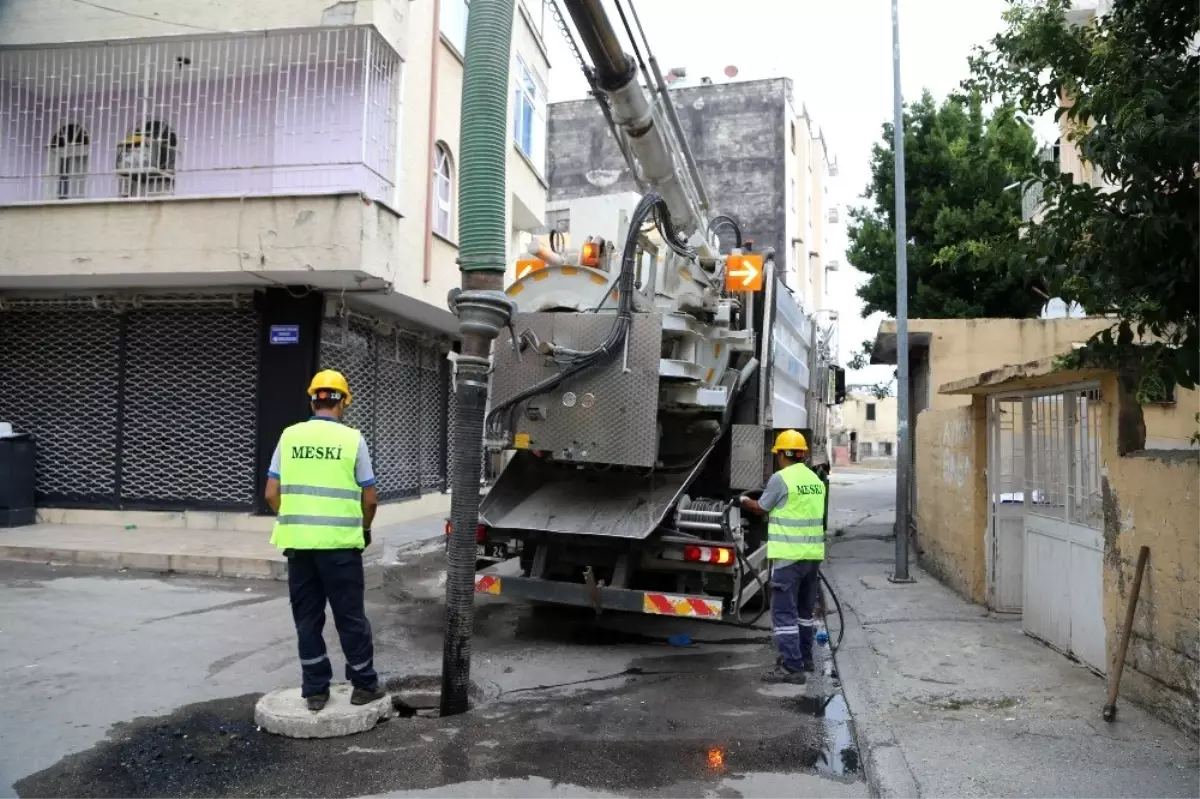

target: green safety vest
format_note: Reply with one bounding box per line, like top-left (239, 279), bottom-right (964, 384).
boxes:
top-left (767, 462), bottom-right (826, 561)
top-left (270, 420), bottom-right (365, 551)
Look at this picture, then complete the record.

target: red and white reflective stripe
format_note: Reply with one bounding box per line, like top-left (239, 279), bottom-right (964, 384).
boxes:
top-left (642, 592), bottom-right (723, 618)
top-left (475, 574), bottom-right (501, 595)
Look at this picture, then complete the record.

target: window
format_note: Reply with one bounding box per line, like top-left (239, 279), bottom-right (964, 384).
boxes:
top-left (433, 143), bottom-right (453, 238)
top-left (513, 56), bottom-right (546, 172)
top-left (790, 122), bottom-right (796, 154)
top-left (861, 442), bottom-right (874, 457)
top-left (790, 178), bottom-right (796, 213)
top-left (866, 403), bottom-right (877, 421)
top-left (441, 0), bottom-right (470, 54)
top-left (50, 124), bottom-right (89, 200)
top-left (883, 442), bottom-right (894, 457)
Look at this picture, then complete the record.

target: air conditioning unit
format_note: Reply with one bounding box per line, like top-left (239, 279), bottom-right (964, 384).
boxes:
top-left (827, 207), bottom-right (839, 224)
top-left (825, 259), bottom-right (840, 272)
top-left (116, 124), bottom-right (177, 198)
top-left (115, 135), bottom-right (176, 177)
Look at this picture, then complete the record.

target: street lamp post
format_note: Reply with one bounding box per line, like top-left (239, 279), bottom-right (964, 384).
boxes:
top-left (890, 0), bottom-right (914, 583)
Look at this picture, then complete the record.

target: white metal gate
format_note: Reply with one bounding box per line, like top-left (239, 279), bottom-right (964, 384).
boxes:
top-left (1021, 386), bottom-right (1107, 673)
top-left (987, 396), bottom-right (1025, 613)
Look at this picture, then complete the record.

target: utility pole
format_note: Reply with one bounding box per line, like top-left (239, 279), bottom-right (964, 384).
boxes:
top-left (890, 0), bottom-right (914, 583)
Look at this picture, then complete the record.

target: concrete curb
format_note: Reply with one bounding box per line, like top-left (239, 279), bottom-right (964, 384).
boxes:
top-left (827, 566), bottom-right (922, 799)
top-left (0, 540), bottom-right (390, 585)
top-left (0, 544), bottom-right (289, 580)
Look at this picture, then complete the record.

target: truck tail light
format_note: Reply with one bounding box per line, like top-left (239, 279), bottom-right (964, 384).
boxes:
top-left (444, 521), bottom-right (487, 541)
top-left (581, 239), bottom-right (601, 267)
top-left (683, 545), bottom-right (735, 566)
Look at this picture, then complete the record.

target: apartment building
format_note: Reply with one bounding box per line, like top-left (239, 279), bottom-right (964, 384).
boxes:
top-left (545, 76), bottom-right (840, 317)
top-left (0, 0), bottom-right (551, 523)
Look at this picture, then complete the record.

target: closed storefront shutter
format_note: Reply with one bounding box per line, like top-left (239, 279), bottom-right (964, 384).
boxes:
top-left (0, 308), bottom-right (121, 505)
top-left (0, 298), bottom-right (259, 510)
top-left (120, 306), bottom-right (258, 508)
top-left (319, 315), bottom-right (449, 502)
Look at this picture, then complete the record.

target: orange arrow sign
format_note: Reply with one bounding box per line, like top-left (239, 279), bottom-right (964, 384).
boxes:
top-left (725, 253), bottom-right (764, 292)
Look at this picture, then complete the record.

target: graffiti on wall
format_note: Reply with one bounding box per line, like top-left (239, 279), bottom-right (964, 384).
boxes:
top-left (941, 413), bottom-right (973, 489)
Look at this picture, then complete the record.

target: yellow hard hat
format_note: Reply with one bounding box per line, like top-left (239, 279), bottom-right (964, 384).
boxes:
top-left (771, 429), bottom-right (809, 453)
top-left (308, 369), bottom-right (352, 407)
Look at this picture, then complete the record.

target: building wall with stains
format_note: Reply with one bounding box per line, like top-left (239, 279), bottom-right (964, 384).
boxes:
top-left (916, 364), bottom-right (1198, 732)
top-left (913, 402), bottom-right (988, 603)
top-left (873, 318), bottom-right (1199, 450)
top-left (1097, 374), bottom-right (1199, 732)
top-left (546, 78), bottom-right (788, 287)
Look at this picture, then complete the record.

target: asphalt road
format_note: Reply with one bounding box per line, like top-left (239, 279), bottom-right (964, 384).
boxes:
top-left (0, 496), bottom-right (876, 798)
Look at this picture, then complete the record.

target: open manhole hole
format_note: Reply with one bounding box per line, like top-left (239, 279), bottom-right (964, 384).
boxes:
top-left (384, 674), bottom-right (494, 719)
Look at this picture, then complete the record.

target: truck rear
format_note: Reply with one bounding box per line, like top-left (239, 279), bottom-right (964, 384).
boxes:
top-left (465, 201), bottom-right (842, 621)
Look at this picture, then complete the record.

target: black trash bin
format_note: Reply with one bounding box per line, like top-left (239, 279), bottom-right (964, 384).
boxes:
top-left (0, 432), bottom-right (36, 527)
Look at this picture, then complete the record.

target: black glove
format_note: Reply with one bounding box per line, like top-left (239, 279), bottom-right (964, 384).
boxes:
top-left (363, 528), bottom-right (372, 548)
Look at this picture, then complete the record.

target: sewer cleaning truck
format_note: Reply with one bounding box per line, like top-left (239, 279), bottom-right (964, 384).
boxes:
top-left (466, 0), bottom-right (843, 622)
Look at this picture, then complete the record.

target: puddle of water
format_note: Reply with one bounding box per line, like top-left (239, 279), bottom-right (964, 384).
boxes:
top-left (783, 691), bottom-right (860, 778)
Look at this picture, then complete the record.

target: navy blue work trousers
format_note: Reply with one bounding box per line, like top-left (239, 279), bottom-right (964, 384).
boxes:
top-left (770, 560), bottom-right (822, 672)
top-left (286, 548), bottom-right (378, 697)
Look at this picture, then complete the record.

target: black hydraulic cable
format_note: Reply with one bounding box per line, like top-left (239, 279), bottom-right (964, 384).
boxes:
top-left (485, 192), bottom-right (662, 438)
top-left (707, 215), bottom-right (743, 250)
top-left (724, 487), bottom-right (845, 653)
top-left (819, 568), bottom-right (845, 653)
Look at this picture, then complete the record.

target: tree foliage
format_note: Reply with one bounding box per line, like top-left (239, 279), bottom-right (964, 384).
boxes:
top-left (847, 91), bottom-right (1044, 319)
top-left (846, 340), bottom-right (894, 398)
top-left (967, 0), bottom-right (1199, 391)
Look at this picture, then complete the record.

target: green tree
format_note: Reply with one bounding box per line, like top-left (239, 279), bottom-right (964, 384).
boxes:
top-left (967, 0), bottom-right (1199, 393)
top-left (846, 339), bottom-right (894, 398)
top-left (847, 91), bottom-right (1044, 319)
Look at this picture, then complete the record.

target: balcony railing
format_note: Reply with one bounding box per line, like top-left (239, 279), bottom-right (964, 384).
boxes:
top-left (0, 26), bottom-right (400, 206)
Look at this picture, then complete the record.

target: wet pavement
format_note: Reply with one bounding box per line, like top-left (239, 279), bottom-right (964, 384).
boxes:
top-left (2, 533), bottom-right (865, 797)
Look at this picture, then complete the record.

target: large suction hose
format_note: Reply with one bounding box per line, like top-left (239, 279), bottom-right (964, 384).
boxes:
top-left (441, 0), bottom-right (516, 718)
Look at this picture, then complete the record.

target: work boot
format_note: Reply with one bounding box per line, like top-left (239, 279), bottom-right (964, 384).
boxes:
top-left (306, 691), bottom-right (330, 712)
top-left (350, 686), bottom-right (387, 705)
top-left (762, 666), bottom-right (806, 685)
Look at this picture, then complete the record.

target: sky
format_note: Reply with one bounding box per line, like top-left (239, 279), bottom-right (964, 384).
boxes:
top-left (539, 0), bottom-right (1045, 386)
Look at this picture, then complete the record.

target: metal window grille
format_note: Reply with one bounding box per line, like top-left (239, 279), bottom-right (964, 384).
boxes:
top-left (1025, 387), bottom-right (1103, 528)
top-left (0, 26), bottom-right (400, 206)
top-left (1069, 388), bottom-right (1104, 528)
top-left (319, 316), bottom-right (449, 502)
top-left (990, 397), bottom-right (1025, 500)
top-left (0, 298), bottom-right (258, 508)
top-left (1028, 393), bottom-right (1068, 516)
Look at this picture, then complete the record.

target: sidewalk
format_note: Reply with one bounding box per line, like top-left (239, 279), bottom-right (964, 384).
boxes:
top-left (827, 513), bottom-right (1199, 798)
top-left (0, 514), bottom-right (445, 581)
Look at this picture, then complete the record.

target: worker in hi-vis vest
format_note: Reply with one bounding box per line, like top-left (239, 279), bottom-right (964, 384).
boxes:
top-left (264, 369), bottom-right (384, 712)
top-left (741, 429), bottom-right (827, 685)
